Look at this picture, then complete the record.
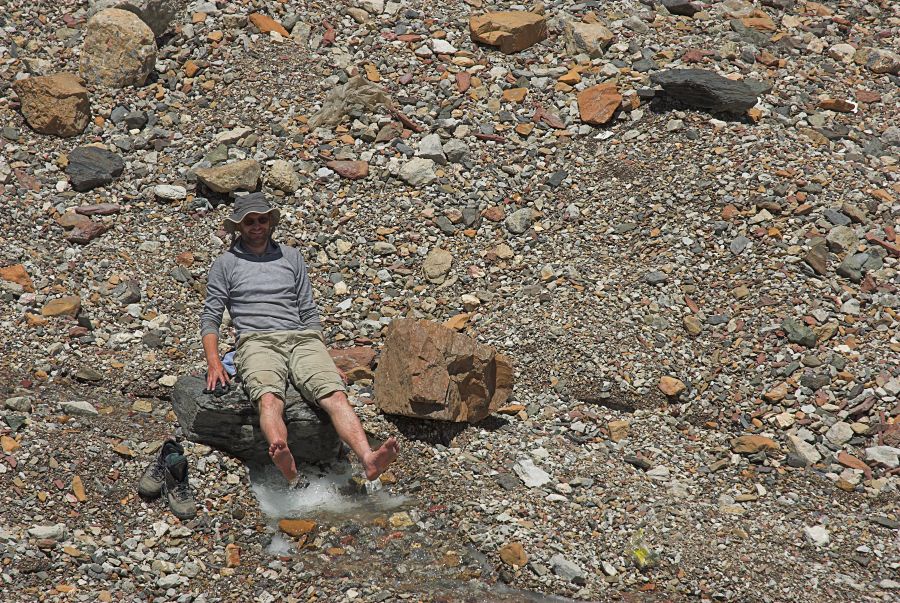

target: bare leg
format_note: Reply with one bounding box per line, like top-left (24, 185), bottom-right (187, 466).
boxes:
top-left (318, 391), bottom-right (399, 480)
top-left (258, 393), bottom-right (297, 482)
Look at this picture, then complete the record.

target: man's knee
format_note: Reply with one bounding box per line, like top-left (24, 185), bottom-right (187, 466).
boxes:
top-left (258, 392), bottom-right (285, 414)
top-left (317, 390), bottom-right (349, 413)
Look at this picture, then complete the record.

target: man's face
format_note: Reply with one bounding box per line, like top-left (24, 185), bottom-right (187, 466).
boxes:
top-left (237, 212), bottom-right (271, 246)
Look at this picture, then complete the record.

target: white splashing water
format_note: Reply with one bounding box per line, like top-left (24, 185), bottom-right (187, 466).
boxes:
top-left (249, 461), bottom-right (407, 522)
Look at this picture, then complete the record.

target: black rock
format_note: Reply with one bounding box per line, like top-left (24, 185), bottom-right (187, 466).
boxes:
top-left (661, 0), bottom-right (702, 16)
top-left (171, 375), bottom-right (340, 465)
top-left (123, 111), bottom-right (148, 130)
top-left (66, 146), bottom-right (125, 192)
top-left (650, 69), bottom-right (759, 114)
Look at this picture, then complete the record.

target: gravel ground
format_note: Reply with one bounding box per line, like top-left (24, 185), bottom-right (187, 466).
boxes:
top-left (1, 0), bottom-right (898, 601)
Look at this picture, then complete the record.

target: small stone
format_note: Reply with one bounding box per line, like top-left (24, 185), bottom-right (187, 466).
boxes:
top-left (607, 420), bottom-right (630, 442)
top-left (577, 83), bottom-right (621, 126)
top-left (66, 146), bottom-right (125, 192)
top-left (60, 400), bottom-right (99, 416)
top-left (154, 184), bottom-right (187, 202)
top-left (469, 11), bottom-right (548, 54)
top-left (865, 446), bottom-right (899, 469)
top-left (549, 554), bottom-right (586, 584)
top-left (195, 160), bottom-right (261, 193)
top-left (658, 376), bottom-right (686, 397)
top-left (782, 318), bottom-right (816, 348)
top-left (499, 542), bottom-right (528, 566)
top-left (249, 13), bottom-right (289, 36)
top-left (825, 422), bottom-right (853, 446)
top-left (326, 160), bottom-right (369, 179)
top-left (42, 296), bottom-right (82, 317)
top-left (505, 208), bottom-right (535, 235)
top-left (399, 158), bottom-right (436, 187)
top-left (279, 519), bottom-right (316, 537)
top-left (422, 248), bottom-right (453, 284)
top-left (513, 457), bottom-right (551, 488)
top-left (803, 525), bottom-right (830, 547)
top-left (267, 160), bottom-right (301, 193)
top-left (731, 435), bottom-right (779, 454)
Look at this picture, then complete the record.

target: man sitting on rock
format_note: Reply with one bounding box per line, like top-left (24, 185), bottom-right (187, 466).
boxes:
top-left (200, 193), bottom-right (398, 484)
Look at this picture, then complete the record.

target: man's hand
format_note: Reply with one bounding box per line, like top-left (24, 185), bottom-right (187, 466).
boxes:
top-left (206, 360), bottom-right (231, 391)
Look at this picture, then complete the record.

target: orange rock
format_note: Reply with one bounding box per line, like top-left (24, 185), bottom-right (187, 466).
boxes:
top-left (741, 11), bottom-right (776, 31)
top-left (183, 60), bottom-right (201, 78)
top-left (502, 87), bottom-right (528, 102)
top-left (658, 375), bottom-right (686, 397)
top-left (607, 419), bottom-right (630, 443)
top-left (41, 296), bottom-right (82, 317)
top-left (0, 264), bottom-right (35, 292)
top-left (364, 63), bottom-right (381, 82)
top-left (515, 122), bottom-right (535, 137)
top-left (249, 13), bottom-right (288, 36)
top-left (731, 435), bottom-right (780, 454)
top-left (577, 83), bottom-right (621, 125)
top-left (763, 382), bottom-right (788, 402)
top-left (225, 543), bottom-right (241, 567)
top-left (499, 541), bottom-right (528, 566)
top-left (279, 518), bottom-right (317, 537)
top-left (444, 313), bottom-right (472, 331)
top-left (558, 70), bottom-right (581, 85)
top-left (0, 435), bottom-right (19, 453)
top-left (72, 475), bottom-right (86, 502)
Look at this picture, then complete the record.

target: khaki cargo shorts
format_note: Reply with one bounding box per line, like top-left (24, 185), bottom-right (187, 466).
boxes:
top-left (234, 330), bottom-right (345, 407)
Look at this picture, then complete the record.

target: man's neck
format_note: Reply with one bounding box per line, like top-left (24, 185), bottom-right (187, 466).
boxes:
top-left (240, 239), bottom-right (270, 256)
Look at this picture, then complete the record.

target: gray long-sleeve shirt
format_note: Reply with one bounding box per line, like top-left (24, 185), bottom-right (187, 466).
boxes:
top-left (199, 240), bottom-right (321, 339)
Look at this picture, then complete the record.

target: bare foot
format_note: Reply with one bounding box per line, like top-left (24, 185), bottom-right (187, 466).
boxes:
top-left (362, 437), bottom-right (399, 481)
top-left (269, 440), bottom-right (297, 482)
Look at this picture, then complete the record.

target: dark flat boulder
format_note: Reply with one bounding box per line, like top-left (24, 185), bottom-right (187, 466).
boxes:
top-left (171, 375), bottom-right (340, 465)
top-left (650, 69), bottom-right (758, 114)
top-left (66, 146), bottom-right (125, 192)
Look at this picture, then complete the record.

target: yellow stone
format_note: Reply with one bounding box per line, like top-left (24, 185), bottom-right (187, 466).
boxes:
top-left (364, 63), bottom-right (381, 82)
top-left (279, 518), bottom-right (317, 537)
top-left (72, 475), bottom-right (86, 502)
top-left (132, 399), bottom-right (153, 413)
top-left (499, 541), bottom-right (528, 566)
top-left (1, 435), bottom-right (20, 453)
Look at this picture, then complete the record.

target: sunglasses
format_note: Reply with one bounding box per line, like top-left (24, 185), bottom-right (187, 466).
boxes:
top-left (241, 214), bottom-right (271, 226)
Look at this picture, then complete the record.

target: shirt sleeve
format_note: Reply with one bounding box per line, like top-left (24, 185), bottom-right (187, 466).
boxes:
top-left (294, 250), bottom-right (322, 331)
top-left (200, 256), bottom-right (228, 337)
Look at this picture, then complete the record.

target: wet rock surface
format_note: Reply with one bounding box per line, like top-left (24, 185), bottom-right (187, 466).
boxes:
top-left (0, 0), bottom-right (898, 601)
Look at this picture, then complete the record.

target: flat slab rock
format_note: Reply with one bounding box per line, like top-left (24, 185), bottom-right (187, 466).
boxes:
top-left (650, 69), bottom-right (758, 113)
top-left (171, 375), bottom-right (340, 465)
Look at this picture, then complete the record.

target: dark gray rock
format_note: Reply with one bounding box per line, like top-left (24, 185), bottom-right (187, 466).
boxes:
top-left (661, 0), bottom-right (702, 16)
top-left (171, 375), bottom-right (340, 465)
top-left (66, 146), bottom-right (125, 192)
top-left (650, 69), bottom-right (758, 113)
top-left (782, 318), bottom-right (816, 348)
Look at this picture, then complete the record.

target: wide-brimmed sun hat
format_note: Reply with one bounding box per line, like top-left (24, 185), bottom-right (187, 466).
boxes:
top-left (223, 192), bottom-right (281, 234)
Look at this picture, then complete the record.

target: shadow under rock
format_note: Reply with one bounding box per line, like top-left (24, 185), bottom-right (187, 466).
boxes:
top-left (384, 414), bottom-right (510, 446)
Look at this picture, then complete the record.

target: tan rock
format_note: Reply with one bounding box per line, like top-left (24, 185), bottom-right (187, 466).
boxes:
top-left (499, 542), bottom-right (528, 566)
top-left (818, 98), bottom-right (855, 113)
top-left (422, 247), bottom-right (453, 284)
top-left (763, 382), bottom-right (788, 402)
top-left (607, 419), bottom-right (630, 443)
top-left (194, 160), bottom-right (261, 193)
top-left (249, 13), bottom-right (289, 36)
top-left (0, 264), bottom-right (35, 292)
top-left (225, 543), bottom-right (241, 568)
top-left (683, 315), bottom-right (702, 336)
top-left (374, 319), bottom-right (514, 423)
top-left (279, 518), bottom-right (316, 537)
top-left (577, 83), bottom-right (621, 125)
top-left (80, 9), bottom-right (157, 88)
top-left (731, 435), bottom-right (780, 454)
top-left (41, 296), bottom-right (82, 317)
top-left (658, 375), bottom-right (686, 397)
top-left (469, 11), bottom-right (548, 54)
top-left (12, 74), bottom-right (91, 137)
top-left (71, 475), bottom-right (87, 502)
top-left (266, 159), bottom-right (300, 193)
top-left (563, 20), bottom-right (614, 58)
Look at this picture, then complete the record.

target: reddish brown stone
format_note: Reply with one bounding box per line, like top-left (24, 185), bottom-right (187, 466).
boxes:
top-left (482, 206), bottom-right (505, 222)
top-left (731, 435), bottom-right (780, 454)
top-left (854, 90), bottom-right (881, 104)
top-left (74, 203), bottom-right (122, 216)
top-left (0, 264), bottom-right (35, 292)
top-left (42, 296), bottom-right (82, 317)
top-left (249, 13), bottom-right (288, 36)
top-left (577, 83), bottom-right (621, 125)
top-left (12, 73), bottom-right (91, 137)
top-left (66, 219), bottom-right (109, 244)
top-left (374, 319), bottom-right (514, 423)
top-left (819, 98), bottom-right (856, 113)
top-left (456, 72), bottom-right (471, 93)
top-left (837, 452), bottom-right (872, 477)
top-left (326, 160), bottom-right (369, 180)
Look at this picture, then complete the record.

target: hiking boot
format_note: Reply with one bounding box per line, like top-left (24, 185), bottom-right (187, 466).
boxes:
top-left (137, 439), bottom-right (184, 499)
top-left (162, 452), bottom-right (197, 520)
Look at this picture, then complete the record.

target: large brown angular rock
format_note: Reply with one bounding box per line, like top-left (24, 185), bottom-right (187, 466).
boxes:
top-left (194, 160), bottom-right (261, 193)
top-left (12, 73), bottom-right (91, 137)
top-left (469, 11), bottom-right (548, 54)
top-left (374, 319), bottom-right (514, 423)
top-left (79, 9), bottom-right (157, 88)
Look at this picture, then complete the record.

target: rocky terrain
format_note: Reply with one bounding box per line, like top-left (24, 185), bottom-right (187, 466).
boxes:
top-left (1, 0), bottom-right (898, 601)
